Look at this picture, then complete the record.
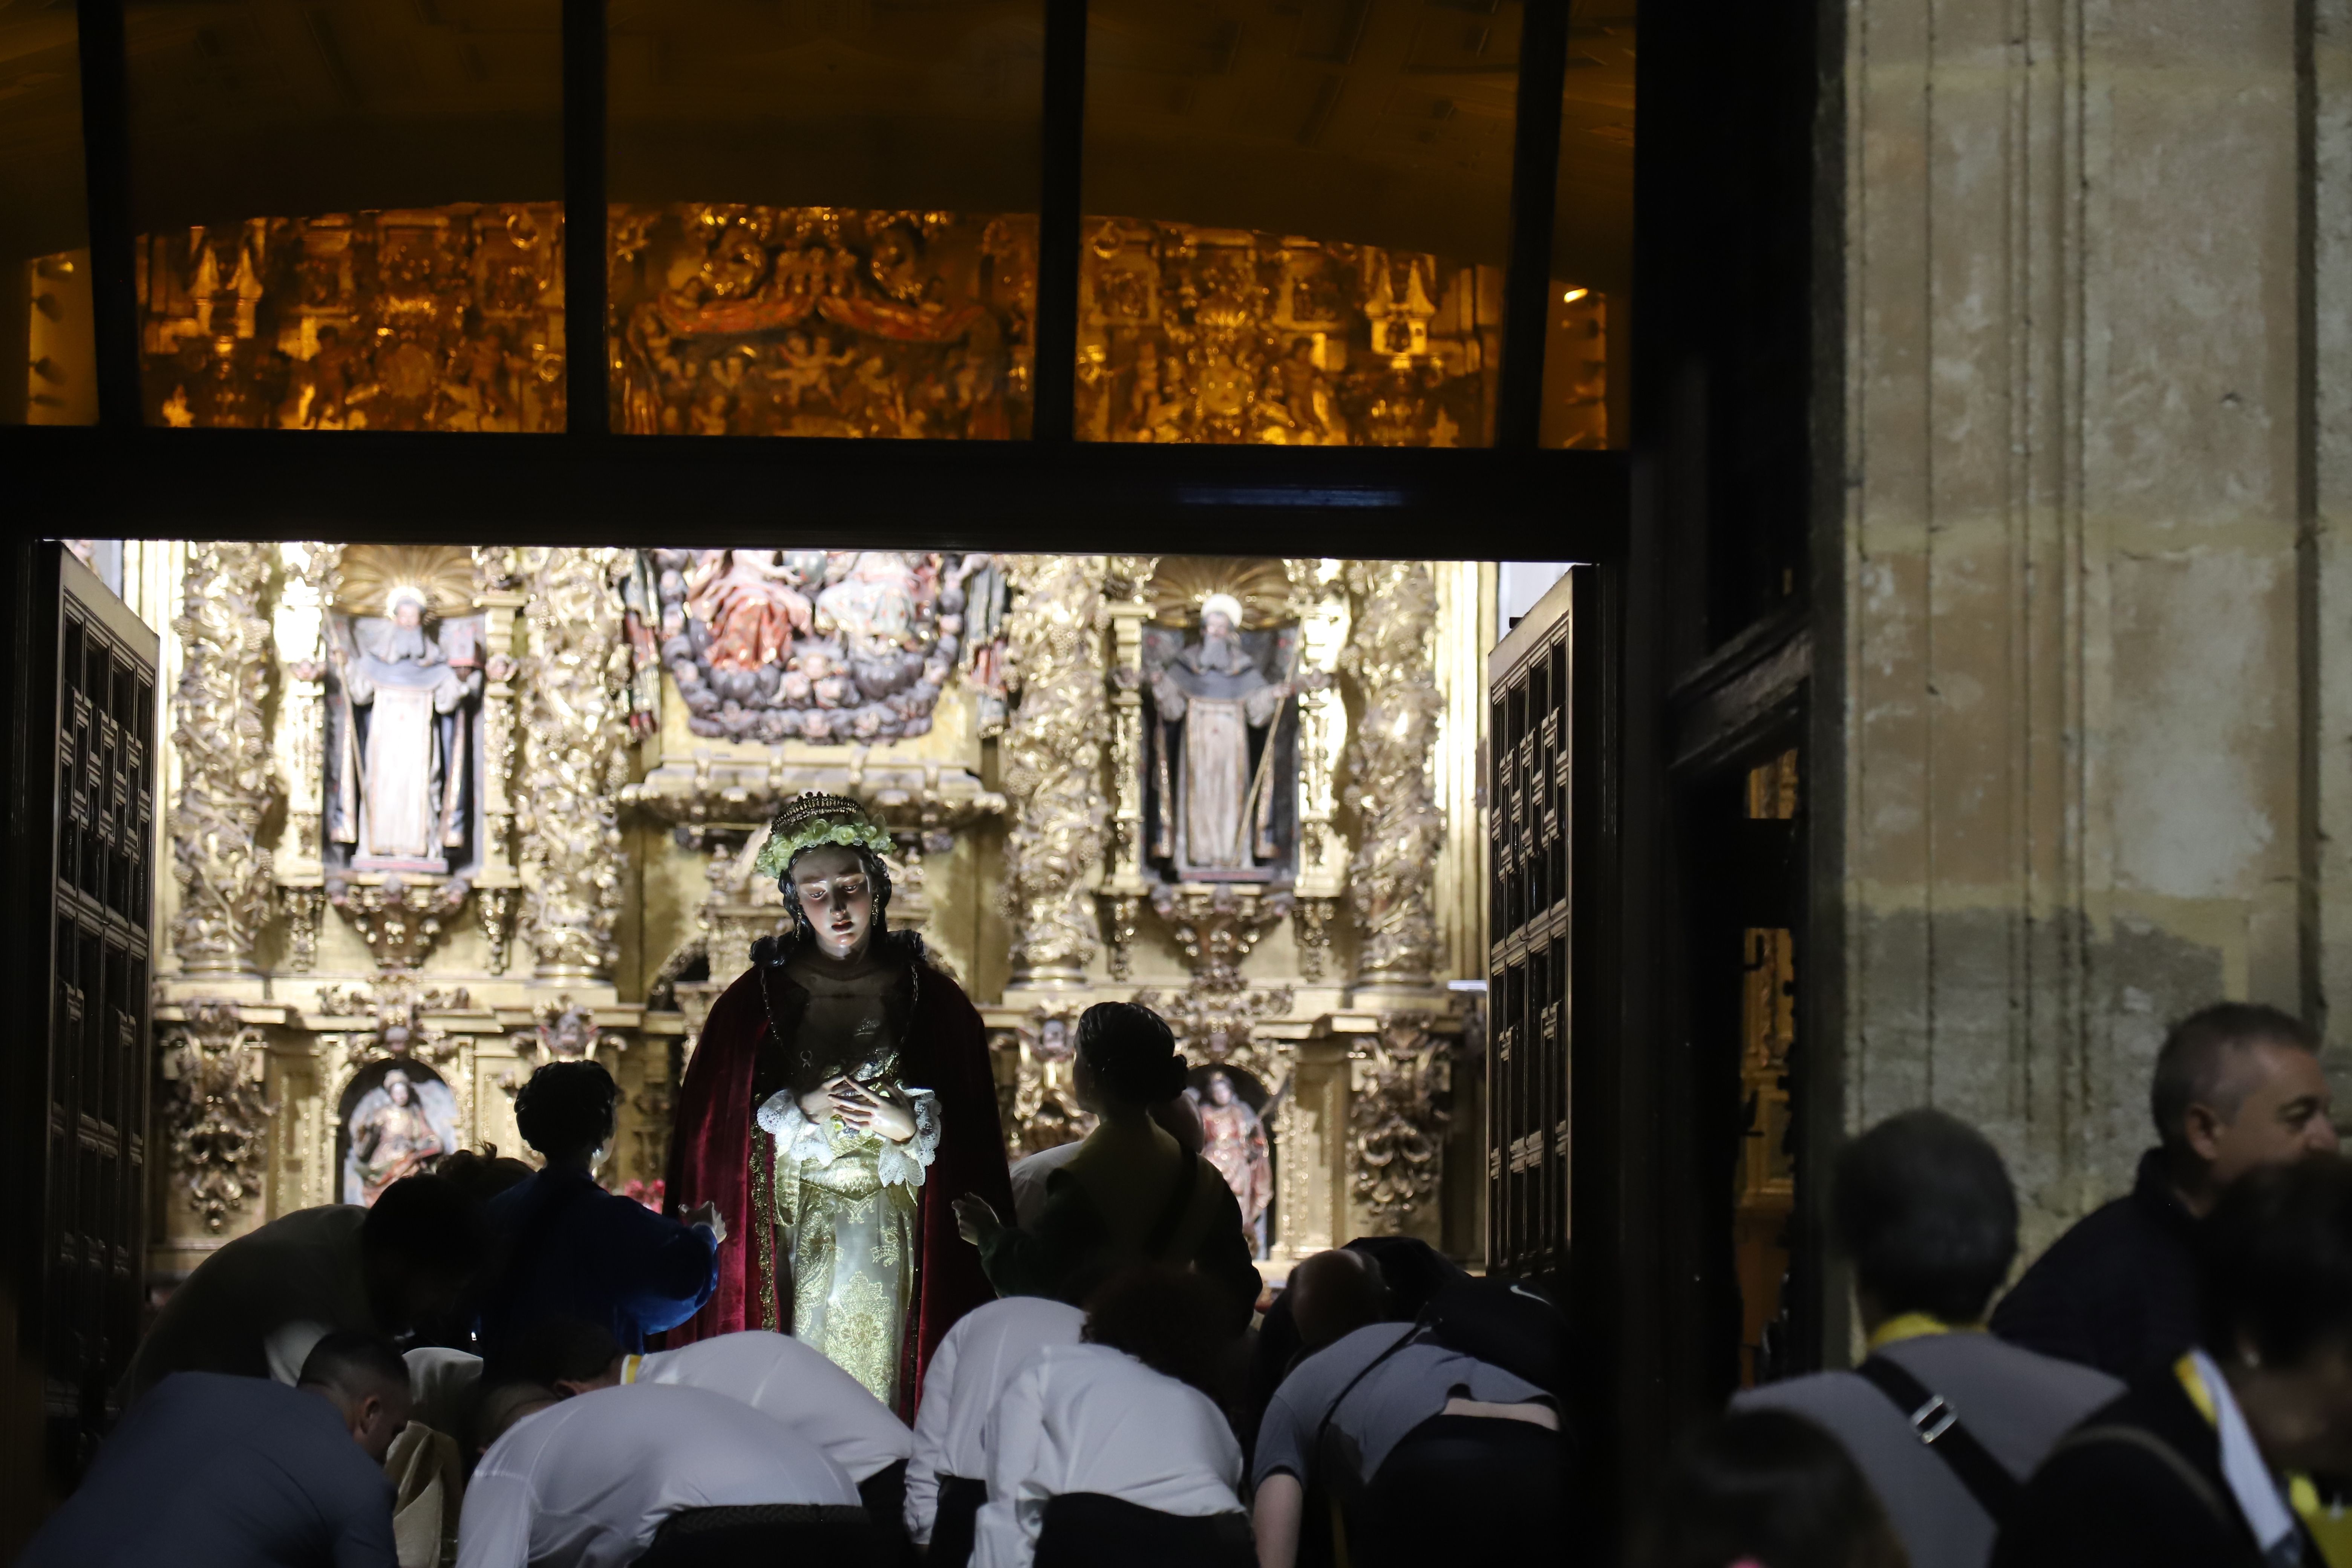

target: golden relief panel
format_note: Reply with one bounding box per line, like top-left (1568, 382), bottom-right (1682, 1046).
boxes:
top-left (135, 207), bottom-right (568, 431)
top-left (113, 200), bottom-right (1537, 446)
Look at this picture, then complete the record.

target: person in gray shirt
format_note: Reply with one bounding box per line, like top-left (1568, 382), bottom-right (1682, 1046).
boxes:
top-left (1253, 1251), bottom-right (1564, 1568)
top-left (1735, 1110), bottom-right (2122, 1568)
top-left (23, 1331), bottom-right (410, 1567)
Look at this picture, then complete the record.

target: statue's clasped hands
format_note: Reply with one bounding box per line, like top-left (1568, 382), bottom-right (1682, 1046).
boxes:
top-left (802, 1073), bottom-right (917, 1143)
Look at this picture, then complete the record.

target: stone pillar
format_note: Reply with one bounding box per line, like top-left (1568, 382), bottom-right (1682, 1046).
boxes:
top-left (1000, 554), bottom-right (1107, 990)
top-left (1838, 0), bottom-right (2317, 1254)
top-left (168, 543), bottom-right (278, 980)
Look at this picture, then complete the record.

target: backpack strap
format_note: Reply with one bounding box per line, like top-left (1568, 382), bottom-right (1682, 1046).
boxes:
top-left (1853, 1354), bottom-right (2025, 1531)
top-left (2051, 1424), bottom-right (2233, 1532)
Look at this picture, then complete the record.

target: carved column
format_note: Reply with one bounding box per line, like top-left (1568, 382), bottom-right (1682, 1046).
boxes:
top-left (1096, 556), bottom-right (1156, 980)
top-left (1000, 554), bottom-right (1108, 989)
top-left (1287, 559), bottom-right (1350, 980)
top-left (158, 1000), bottom-right (275, 1232)
top-left (271, 543), bottom-right (337, 971)
top-left (1340, 560), bottom-right (1445, 1000)
top-left (170, 543), bottom-right (279, 977)
top-left (473, 546), bottom-right (527, 973)
top-left (517, 547), bottom-right (628, 985)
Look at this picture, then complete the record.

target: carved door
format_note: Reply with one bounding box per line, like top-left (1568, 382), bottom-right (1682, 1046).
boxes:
top-left (20, 544), bottom-right (158, 1486)
top-left (1487, 571), bottom-right (1574, 1276)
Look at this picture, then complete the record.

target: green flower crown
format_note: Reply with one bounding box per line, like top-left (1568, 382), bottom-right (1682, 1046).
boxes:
top-left (752, 794), bottom-right (897, 882)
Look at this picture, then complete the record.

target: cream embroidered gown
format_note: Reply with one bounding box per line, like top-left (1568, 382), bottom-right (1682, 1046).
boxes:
top-left (753, 952), bottom-right (940, 1404)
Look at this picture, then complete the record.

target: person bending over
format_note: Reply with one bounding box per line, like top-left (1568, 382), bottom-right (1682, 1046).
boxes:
top-left (1636, 1410), bottom-right (1908, 1568)
top-left (1253, 1256), bottom-right (1566, 1568)
top-left (974, 1266), bottom-right (1253, 1568)
top-left (456, 1380), bottom-right (860, 1568)
top-left (1994, 1154), bottom-right (2352, 1568)
top-left (957, 1002), bottom-right (1261, 1327)
top-left (1011, 1092), bottom-right (1204, 1228)
top-left (477, 1061), bottom-right (724, 1366)
top-left (26, 1330), bottom-right (412, 1567)
top-left (1735, 1110), bottom-right (2119, 1568)
top-left (505, 1317), bottom-right (913, 1527)
top-left (1994, 1003), bottom-right (2337, 1379)
top-left (121, 1173), bottom-right (487, 1403)
top-left (907, 1295), bottom-right (1087, 1566)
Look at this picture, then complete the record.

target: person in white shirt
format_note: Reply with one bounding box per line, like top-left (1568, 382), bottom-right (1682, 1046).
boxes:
top-left (907, 1296), bottom-right (1087, 1564)
top-left (455, 1381), bottom-right (861, 1568)
top-left (974, 1267), bottom-right (1254, 1568)
top-left (500, 1317), bottom-right (913, 1528)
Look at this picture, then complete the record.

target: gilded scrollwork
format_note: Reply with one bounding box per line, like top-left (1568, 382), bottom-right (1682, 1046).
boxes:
top-left (170, 543), bottom-right (279, 974)
top-left (1349, 1014), bottom-right (1451, 1232)
top-left (327, 875), bottom-right (472, 971)
top-left (1130, 883), bottom-right (1297, 1079)
top-left (277, 885), bottom-right (326, 972)
top-left (1000, 556), bottom-right (1108, 986)
top-left (159, 1001), bottom-right (277, 1232)
top-left (1340, 561), bottom-right (1445, 992)
top-left (516, 548), bottom-right (631, 980)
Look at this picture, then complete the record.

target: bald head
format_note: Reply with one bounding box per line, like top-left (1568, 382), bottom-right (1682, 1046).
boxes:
top-left (1289, 1248), bottom-right (1390, 1353)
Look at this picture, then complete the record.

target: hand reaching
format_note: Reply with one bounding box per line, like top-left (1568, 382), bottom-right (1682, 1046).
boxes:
top-left (680, 1200), bottom-right (729, 1246)
top-left (952, 1193), bottom-right (1001, 1248)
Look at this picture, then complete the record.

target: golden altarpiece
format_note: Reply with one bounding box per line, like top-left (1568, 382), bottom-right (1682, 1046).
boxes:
top-left (141, 537), bottom-right (1497, 1285)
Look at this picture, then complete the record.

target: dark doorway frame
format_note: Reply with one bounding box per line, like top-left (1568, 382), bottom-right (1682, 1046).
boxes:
top-left (2, 0), bottom-right (1842, 1539)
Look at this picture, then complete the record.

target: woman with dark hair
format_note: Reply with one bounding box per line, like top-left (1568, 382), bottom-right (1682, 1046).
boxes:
top-left (1639, 1410), bottom-right (1909, 1568)
top-left (972, 1266), bottom-right (1254, 1568)
top-left (954, 1002), bottom-right (1262, 1326)
top-left (667, 792), bottom-right (1014, 1415)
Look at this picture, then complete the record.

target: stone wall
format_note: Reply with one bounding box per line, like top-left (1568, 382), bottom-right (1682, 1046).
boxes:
top-left (1833, 0), bottom-right (2346, 1258)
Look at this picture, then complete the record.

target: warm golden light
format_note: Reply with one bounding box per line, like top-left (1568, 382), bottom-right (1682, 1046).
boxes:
top-left (1561, 287), bottom-right (1589, 305)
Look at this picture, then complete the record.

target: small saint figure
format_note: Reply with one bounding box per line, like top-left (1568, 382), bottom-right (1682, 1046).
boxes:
top-left (1149, 593), bottom-right (1298, 875)
top-left (345, 1067), bottom-right (445, 1207)
top-left (666, 793), bottom-right (1013, 1411)
top-left (331, 585), bottom-right (481, 871)
top-left (1193, 1070), bottom-right (1274, 1257)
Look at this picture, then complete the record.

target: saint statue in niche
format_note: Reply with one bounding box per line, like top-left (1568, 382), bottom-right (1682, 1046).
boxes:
top-left (1193, 1069), bottom-right (1274, 1259)
top-left (666, 793), bottom-right (1014, 1412)
top-left (329, 583), bottom-right (483, 872)
top-left (341, 1064), bottom-right (456, 1207)
top-left (1148, 593), bottom-right (1302, 878)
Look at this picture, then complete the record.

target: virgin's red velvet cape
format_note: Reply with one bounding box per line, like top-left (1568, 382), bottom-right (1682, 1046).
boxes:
top-left (662, 931), bottom-right (1014, 1415)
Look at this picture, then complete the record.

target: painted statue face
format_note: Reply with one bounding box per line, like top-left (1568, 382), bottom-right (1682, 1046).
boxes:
top-left (1203, 609), bottom-right (1234, 642)
top-left (392, 601), bottom-right (423, 630)
top-left (1208, 1072), bottom-right (1234, 1106)
top-left (792, 843), bottom-right (874, 961)
top-left (387, 1075), bottom-right (413, 1106)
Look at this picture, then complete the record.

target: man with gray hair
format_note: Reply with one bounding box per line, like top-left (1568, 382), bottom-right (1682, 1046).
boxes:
top-left (1992, 1002), bottom-right (2337, 1379)
top-left (1735, 1110), bottom-right (2119, 1568)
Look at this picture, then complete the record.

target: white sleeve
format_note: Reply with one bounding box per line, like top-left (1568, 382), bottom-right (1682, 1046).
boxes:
top-left (265, 1320), bottom-right (332, 1386)
top-left (452, 1468), bottom-right (534, 1568)
top-left (877, 1089), bottom-right (942, 1190)
top-left (971, 1360), bottom-right (1051, 1568)
top-left (904, 1327), bottom-right (960, 1543)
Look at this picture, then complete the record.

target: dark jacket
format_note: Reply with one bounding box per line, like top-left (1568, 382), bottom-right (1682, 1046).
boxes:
top-left (480, 1166), bottom-right (718, 1363)
top-left (1993, 1370), bottom-right (2322, 1568)
top-left (1989, 1149), bottom-right (2203, 1380)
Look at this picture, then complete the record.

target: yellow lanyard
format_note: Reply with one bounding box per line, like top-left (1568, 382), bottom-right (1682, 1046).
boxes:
top-left (2178, 1354), bottom-right (2347, 1567)
top-left (621, 1354), bottom-right (643, 1385)
top-left (1866, 1312), bottom-right (1983, 1352)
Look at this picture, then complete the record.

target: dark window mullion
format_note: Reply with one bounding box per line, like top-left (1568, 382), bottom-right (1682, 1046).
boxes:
top-left (562, 0), bottom-right (610, 438)
top-left (74, 0), bottom-right (138, 431)
top-left (1031, 0), bottom-right (1088, 444)
top-left (1496, 0), bottom-right (1572, 451)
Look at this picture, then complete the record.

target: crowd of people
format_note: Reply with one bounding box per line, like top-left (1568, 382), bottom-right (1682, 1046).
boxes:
top-left (21, 991), bottom-right (2352, 1567)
